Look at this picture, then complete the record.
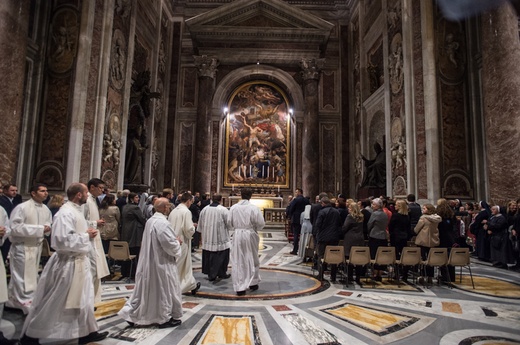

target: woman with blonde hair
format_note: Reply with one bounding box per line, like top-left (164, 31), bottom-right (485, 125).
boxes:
top-left (414, 204), bottom-right (441, 285)
top-left (99, 193), bottom-right (121, 254)
top-left (342, 201), bottom-right (365, 284)
top-left (388, 199), bottom-right (411, 259)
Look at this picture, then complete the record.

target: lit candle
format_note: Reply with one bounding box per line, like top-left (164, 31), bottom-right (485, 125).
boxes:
top-left (250, 165), bottom-right (252, 176)
top-left (277, 186), bottom-right (280, 193)
top-left (232, 184), bottom-right (235, 191)
top-left (262, 166), bottom-right (265, 177)
top-left (267, 166), bottom-right (269, 178)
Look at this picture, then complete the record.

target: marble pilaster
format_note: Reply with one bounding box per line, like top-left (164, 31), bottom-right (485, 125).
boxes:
top-left (300, 58), bottom-right (324, 199)
top-left (480, 3), bottom-right (520, 203)
top-left (0, 0), bottom-right (29, 184)
top-left (193, 55), bottom-right (218, 194)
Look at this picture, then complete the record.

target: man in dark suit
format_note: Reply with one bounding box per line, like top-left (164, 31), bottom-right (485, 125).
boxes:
top-left (286, 188), bottom-right (310, 255)
top-left (0, 184), bottom-right (22, 262)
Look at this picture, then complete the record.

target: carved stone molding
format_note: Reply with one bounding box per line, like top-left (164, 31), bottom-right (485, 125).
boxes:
top-left (300, 58), bottom-right (325, 80)
top-left (194, 55), bottom-right (219, 79)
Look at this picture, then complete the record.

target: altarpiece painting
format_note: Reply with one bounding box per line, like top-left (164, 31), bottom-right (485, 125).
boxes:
top-left (224, 81), bottom-right (291, 189)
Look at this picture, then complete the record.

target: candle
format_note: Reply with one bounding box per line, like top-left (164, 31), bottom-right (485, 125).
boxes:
top-left (267, 166), bottom-right (269, 178)
top-left (277, 186), bottom-right (280, 193)
top-left (262, 166), bottom-right (265, 177)
top-left (232, 184), bottom-right (235, 191)
top-left (250, 165), bottom-right (252, 177)
top-left (173, 178), bottom-right (175, 187)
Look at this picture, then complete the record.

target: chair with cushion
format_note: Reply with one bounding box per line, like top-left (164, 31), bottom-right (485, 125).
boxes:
top-left (448, 247), bottom-right (475, 289)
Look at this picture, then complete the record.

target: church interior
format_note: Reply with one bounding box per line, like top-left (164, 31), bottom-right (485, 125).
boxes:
top-left (1, 0), bottom-right (520, 344)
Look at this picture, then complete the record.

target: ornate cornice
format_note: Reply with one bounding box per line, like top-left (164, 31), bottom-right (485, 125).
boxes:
top-left (194, 55), bottom-right (219, 78)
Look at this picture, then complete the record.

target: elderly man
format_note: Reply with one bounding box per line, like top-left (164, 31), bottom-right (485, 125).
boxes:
top-left (84, 178), bottom-right (110, 301)
top-left (168, 192), bottom-right (201, 295)
top-left (119, 198), bottom-right (183, 328)
top-left (367, 197), bottom-right (389, 282)
top-left (197, 194), bottom-right (232, 282)
top-left (21, 183), bottom-right (108, 345)
top-left (7, 184), bottom-right (52, 314)
top-left (229, 188), bottom-right (265, 296)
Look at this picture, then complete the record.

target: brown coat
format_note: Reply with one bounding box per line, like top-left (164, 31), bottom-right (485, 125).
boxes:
top-left (414, 214), bottom-right (441, 248)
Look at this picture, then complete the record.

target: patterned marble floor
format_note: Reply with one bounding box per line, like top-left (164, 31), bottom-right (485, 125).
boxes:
top-left (2, 230), bottom-right (520, 345)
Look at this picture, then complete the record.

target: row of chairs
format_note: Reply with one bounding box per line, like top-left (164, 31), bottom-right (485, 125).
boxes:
top-left (321, 245), bottom-right (475, 289)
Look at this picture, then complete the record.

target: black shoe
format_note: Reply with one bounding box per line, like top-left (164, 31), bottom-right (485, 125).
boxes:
top-left (158, 318), bottom-right (182, 328)
top-left (249, 284), bottom-right (259, 291)
top-left (219, 273), bottom-right (231, 279)
top-left (236, 290), bottom-right (246, 296)
top-left (289, 251), bottom-right (297, 255)
top-left (374, 276), bottom-right (382, 282)
top-left (355, 278), bottom-right (362, 285)
top-left (127, 321), bottom-right (135, 327)
top-left (20, 335), bottom-right (39, 345)
top-left (191, 282), bottom-right (201, 295)
top-left (78, 331), bottom-right (109, 344)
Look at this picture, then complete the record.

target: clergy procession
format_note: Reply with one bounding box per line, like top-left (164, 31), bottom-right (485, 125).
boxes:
top-left (0, 180), bottom-right (265, 344)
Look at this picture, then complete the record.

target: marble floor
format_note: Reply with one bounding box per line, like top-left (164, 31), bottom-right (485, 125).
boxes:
top-left (2, 230), bottom-right (520, 345)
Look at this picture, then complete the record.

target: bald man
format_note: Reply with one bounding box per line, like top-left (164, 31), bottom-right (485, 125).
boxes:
top-left (119, 198), bottom-right (183, 328)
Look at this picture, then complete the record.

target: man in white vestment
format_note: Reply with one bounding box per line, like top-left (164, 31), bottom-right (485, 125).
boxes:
top-left (1, 208), bottom-right (19, 344)
top-left (118, 198), bottom-right (183, 328)
top-left (229, 188), bottom-right (265, 296)
top-left (21, 183), bottom-right (108, 345)
top-left (84, 178), bottom-right (110, 301)
top-left (197, 194), bottom-right (232, 282)
top-left (6, 184), bottom-right (52, 314)
top-left (168, 192), bottom-right (201, 294)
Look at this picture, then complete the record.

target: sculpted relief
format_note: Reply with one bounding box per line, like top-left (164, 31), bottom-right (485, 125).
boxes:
top-left (389, 34), bottom-right (404, 94)
top-left (110, 30), bottom-right (127, 90)
top-left (48, 8), bottom-right (78, 74)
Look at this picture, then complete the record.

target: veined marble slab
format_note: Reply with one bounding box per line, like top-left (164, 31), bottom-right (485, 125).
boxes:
top-left (281, 313), bottom-right (341, 345)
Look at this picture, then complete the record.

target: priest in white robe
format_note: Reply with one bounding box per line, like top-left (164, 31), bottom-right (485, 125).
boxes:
top-left (21, 183), bottom-right (108, 345)
top-left (229, 188), bottom-right (265, 296)
top-left (197, 194), bottom-right (232, 282)
top-left (83, 178), bottom-right (110, 302)
top-left (1, 208), bottom-right (18, 344)
top-left (6, 184), bottom-right (52, 314)
top-left (118, 198), bottom-right (183, 328)
top-left (168, 192), bottom-right (200, 294)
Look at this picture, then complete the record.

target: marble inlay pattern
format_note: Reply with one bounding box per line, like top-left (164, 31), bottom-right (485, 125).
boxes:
top-left (189, 315), bottom-right (259, 345)
top-left (282, 313), bottom-right (341, 345)
top-left (348, 292), bottom-right (433, 310)
top-left (442, 302), bottom-right (462, 314)
top-left (452, 276), bottom-right (520, 298)
top-left (481, 306), bottom-right (520, 322)
top-left (440, 330), bottom-right (520, 345)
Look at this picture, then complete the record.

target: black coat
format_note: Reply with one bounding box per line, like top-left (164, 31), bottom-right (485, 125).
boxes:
top-left (287, 195), bottom-right (310, 225)
top-left (388, 213), bottom-right (411, 243)
top-left (315, 205), bottom-right (342, 243)
top-left (121, 203), bottom-right (146, 248)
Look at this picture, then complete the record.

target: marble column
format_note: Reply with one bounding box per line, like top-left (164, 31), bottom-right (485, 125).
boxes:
top-left (193, 55), bottom-right (219, 195)
top-left (0, 0), bottom-right (29, 184)
top-left (300, 58), bottom-right (324, 199)
top-left (480, 3), bottom-right (520, 202)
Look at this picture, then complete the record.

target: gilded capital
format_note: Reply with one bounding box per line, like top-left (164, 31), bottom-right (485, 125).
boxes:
top-left (194, 55), bottom-right (219, 79)
top-left (300, 58), bottom-right (325, 80)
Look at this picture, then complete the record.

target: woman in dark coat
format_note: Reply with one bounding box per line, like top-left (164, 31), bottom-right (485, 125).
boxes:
top-left (437, 198), bottom-right (456, 282)
top-left (121, 192), bottom-right (146, 278)
top-left (470, 201), bottom-right (491, 262)
top-left (485, 205), bottom-right (513, 269)
top-left (343, 201), bottom-right (365, 283)
top-left (388, 199), bottom-right (411, 259)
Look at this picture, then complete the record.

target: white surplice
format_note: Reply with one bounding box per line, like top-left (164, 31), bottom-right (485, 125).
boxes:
top-left (22, 201), bottom-right (98, 340)
top-left (168, 203), bottom-right (197, 293)
top-left (198, 204), bottom-right (231, 252)
top-left (118, 212), bottom-right (182, 325)
top-left (83, 193), bottom-right (110, 302)
top-left (7, 199), bottom-right (52, 314)
top-left (0, 207), bottom-right (10, 304)
top-left (228, 200), bottom-right (265, 292)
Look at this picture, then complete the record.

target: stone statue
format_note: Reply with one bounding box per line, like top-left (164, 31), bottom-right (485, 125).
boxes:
top-left (361, 142), bottom-right (386, 188)
top-left (124, 125), bottom-right (147, 184)
top-left (130, 71), bottom-right (161, 118)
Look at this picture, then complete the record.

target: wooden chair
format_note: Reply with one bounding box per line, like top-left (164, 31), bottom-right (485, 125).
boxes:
top-left (370, 246), bottom-right (396, 283)
top-left (107, 241), bottom-right (136, 282)
top-left (421, 248), bottom-right (449, 288)
top-left (448, 247), bottom-right (475, 289)
top-left (395, 247), bottom-right (422, 285)
top-left (320, 246), bottom-right (345, 282)
top-left (346, 246), bottom-right (371, 286)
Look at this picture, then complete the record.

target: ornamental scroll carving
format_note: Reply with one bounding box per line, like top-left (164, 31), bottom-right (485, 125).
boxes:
top-left (194, 55), bottom-right (219, 79)
top-left (300, 58), bottom-right (325, 80)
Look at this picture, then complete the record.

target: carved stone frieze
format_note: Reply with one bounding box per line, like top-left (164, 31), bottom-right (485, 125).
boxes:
top-left (300, 58), bottom-right (325, 80)
top-left (115, 0), bottom-right (131, 19)
top-left (194, 55), bottom-right (219, 79)
top-left (158, 40), bottom-right (166, 75)
top-left (103, 112), bottom-right (122, 168)
top-left (393, 176), bottom-right (407, 197)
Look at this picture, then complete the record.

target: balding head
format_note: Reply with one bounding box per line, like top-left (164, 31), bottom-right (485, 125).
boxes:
top-left (154, 197), bottom-right (171, 215)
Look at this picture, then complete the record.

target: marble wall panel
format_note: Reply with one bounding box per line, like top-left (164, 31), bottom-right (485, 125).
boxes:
top-left (296, 122), bottom-right (303, 191)
top-left (321, 124), bottom-right (337, 194)
top-left (412, 0), bottom-right (427, 199)
top-left (211, 121), bottom-right (219, 193)
top-left (181, 67), bottom-right (197, 108)
top-left (179, 122), bottom-right (195, 192)
top-left (320, 71), bottom-right (336, 112)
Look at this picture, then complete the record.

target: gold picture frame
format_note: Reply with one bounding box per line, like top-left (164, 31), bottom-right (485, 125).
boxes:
top-left (224, 81), bottom-right (291, 189)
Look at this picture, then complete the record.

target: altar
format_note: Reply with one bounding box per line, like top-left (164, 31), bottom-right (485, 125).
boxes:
top-left (227, 195), bottom-right (283, 212)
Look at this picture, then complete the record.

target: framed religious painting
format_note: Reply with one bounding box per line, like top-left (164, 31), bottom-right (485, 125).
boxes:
top-left (224, 81), bottom-right (291, 190)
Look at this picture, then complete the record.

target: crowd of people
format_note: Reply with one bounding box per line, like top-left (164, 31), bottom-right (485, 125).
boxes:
top-left (286, 191), bottom-right (520, 284)
top-left (0, 181), bottom-right (265, 344)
